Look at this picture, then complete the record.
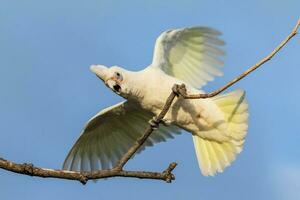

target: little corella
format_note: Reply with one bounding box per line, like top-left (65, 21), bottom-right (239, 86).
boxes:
top-left (63, 27), bottom-right (248, 176)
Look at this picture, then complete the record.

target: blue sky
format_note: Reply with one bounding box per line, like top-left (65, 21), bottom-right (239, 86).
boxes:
top-left (0, 0), bottom-right (299, 199)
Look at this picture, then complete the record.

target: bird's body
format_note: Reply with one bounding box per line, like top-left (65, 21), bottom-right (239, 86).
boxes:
top-left (63, 26), bottom-right (249, 176)
top-left (122, 67), bottom-right (228, 142)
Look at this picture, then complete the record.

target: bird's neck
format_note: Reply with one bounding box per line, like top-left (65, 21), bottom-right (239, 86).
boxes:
top-left (123, 67), bottom-right (174, 113)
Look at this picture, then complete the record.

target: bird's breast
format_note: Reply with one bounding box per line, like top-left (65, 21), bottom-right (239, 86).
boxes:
top-left (141, 93), bottom-right (228, 140)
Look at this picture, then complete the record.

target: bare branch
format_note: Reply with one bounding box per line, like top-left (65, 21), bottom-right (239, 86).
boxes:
top-left (0, 18), bottom-right (299, 184)
top-left (0, 157), bottom-right (177, 184)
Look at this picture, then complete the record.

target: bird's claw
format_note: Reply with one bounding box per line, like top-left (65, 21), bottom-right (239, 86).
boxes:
top-left (172, 84), bottom-right (181, 96)
top-left (172, 84), bottom-right (187, 97)
top-left (148, 117), bottom-right (160, 129)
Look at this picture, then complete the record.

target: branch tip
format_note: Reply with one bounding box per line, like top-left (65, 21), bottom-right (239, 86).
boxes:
top-left (163, 162), bottom-right (177, 183)
top-left (294, 18), bottom-right (300, 33)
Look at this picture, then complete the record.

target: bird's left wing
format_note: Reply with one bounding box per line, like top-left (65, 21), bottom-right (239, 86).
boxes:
top-left (63, 101), bottom-right (180, 172)
top-left (151, 27), bottom-right (225, 88)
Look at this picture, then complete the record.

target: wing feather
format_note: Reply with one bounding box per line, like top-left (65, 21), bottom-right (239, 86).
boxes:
top-left (151, 26), bottom-right (225, 88)
top-left (63, 101), bottom-right (181, 172)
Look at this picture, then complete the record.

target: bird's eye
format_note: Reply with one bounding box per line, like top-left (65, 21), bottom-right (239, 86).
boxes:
top-left (114, 72), bottom-right (123, 81)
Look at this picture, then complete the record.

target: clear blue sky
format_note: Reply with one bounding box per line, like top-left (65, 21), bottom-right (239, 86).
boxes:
top-left (0, 0), bottom-right (299, 199)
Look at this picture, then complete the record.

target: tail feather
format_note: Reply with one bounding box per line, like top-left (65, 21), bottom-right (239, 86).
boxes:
top-left (193, 90), bottom-right (249, 176)
top-left (193, 137), bottom-right (240, 176)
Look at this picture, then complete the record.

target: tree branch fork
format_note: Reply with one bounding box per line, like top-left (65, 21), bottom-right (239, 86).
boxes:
top-left (0, 18), bottom-right (299, 184)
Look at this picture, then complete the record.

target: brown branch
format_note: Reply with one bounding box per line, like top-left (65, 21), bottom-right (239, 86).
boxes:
top-left (0, 18), bottom-right (299, 184)
top-left (0, 157), bottom-right (177, 184)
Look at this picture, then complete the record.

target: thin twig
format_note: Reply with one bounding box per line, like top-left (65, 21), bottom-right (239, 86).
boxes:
top-left (0, 18), bottom-right (299, 184)
top-left (115, 86), bottom-right (178, 170)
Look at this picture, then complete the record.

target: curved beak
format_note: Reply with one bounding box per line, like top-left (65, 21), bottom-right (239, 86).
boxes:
top-left (90, 65), bottom-right (108, 82)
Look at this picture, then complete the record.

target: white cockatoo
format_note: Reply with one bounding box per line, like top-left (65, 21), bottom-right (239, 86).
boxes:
top-left (63, 27), bottom-right (248, 176)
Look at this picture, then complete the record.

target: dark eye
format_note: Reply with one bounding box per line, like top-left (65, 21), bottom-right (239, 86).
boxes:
top-left (114, 72), bottom-right (123, 81)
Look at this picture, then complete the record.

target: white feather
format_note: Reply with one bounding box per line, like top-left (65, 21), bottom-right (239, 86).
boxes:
top-left (151, 27), bottom-right (225, 88)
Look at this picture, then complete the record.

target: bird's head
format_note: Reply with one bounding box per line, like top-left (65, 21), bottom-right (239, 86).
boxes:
top-left (90, 65), bottom-right (131, 97)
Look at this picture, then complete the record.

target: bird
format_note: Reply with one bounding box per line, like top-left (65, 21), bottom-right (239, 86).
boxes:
top-left (63, 27), bottom-right (249, 176)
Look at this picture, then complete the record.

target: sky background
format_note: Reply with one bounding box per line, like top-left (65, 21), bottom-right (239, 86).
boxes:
top-left (0, 0), bottom-right (299, 199)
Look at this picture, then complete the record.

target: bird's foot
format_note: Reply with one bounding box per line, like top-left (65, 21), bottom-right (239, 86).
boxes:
top-left (172, 84), bottom-right (181, 96)
top-left (148, 117), bottom-right (160, 129)
top-left (172, 84), bottom-right (187, 97)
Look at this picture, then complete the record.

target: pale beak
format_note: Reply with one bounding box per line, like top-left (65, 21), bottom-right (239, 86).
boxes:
top-left (90, 65), bottom-right (108, 82)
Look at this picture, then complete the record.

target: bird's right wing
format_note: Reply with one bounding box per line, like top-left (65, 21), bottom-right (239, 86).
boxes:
top-left (63, 101), bottom-right (180, 172)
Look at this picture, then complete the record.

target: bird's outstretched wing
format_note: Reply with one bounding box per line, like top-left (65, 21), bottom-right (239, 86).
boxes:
top-left (151, 27), bottom-right (225, 88)
top-left (63, 101), bottom-right (180, 172)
